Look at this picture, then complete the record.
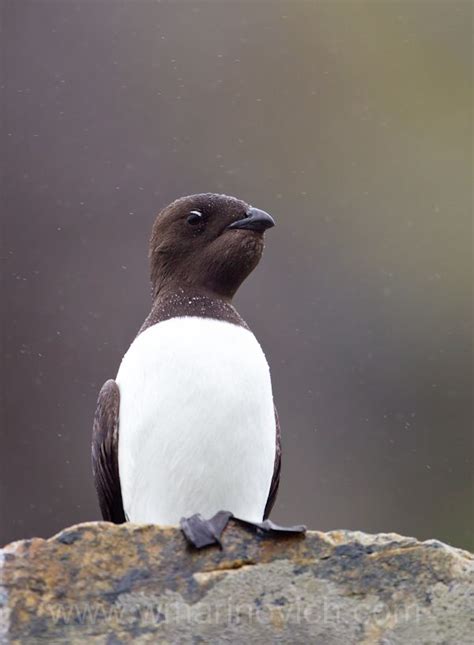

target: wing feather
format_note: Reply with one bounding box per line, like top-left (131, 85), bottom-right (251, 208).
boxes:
top-left (91, 379), bottom-right (126, 523)
top-left (263, 406), bottom-right (281, 519)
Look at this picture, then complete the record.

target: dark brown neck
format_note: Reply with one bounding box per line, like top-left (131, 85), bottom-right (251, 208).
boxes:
top-left (138, 286), bottom-right (249, 336)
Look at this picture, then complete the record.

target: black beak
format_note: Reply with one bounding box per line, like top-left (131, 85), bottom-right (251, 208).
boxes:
top-left (227, 207), bottom-right (275, 233)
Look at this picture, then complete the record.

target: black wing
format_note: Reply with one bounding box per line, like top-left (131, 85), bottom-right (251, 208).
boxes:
top-left (91, 379), bottom-right (126, 523)
top-left (263, 406), bottom-right (282, 519)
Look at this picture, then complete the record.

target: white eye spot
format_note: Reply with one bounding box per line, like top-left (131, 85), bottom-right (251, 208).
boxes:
top-left (187, 210), bottom-right (203, 225)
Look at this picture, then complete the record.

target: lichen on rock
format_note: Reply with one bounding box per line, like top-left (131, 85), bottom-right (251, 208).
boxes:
top-left (1, 521), bottom-right (472, 643)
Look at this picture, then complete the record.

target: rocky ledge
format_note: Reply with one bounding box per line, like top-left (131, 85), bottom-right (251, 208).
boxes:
top-left (0, 520), bottom-right (472, 644)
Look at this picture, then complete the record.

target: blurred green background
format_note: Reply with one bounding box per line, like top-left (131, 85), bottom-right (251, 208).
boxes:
top-left (1, 0), bottom-right (472, 549)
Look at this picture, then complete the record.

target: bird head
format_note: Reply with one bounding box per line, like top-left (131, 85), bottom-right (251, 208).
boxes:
top-left (149, 193), bottom-right (275, 300)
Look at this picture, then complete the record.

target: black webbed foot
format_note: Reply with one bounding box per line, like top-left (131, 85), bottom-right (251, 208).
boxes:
top-left (180, 511), bottom-right (306, 549)
top-left (235, 518), bottom-right (307, 535)
top-left (180, 510), bottom-right (233, 549)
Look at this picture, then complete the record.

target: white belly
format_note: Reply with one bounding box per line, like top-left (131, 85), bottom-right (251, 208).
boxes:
top-left (116, 316), bottom-right (276, 525)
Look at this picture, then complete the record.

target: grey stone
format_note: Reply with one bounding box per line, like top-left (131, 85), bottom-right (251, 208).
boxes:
top-left (0, 521), bottom-right (472, 643)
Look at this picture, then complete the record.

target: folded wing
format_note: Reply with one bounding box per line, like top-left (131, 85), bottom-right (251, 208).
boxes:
top-left (91, 379), bottom-right (126, 523)
top-left (263, 406), bottom-right (281, 519)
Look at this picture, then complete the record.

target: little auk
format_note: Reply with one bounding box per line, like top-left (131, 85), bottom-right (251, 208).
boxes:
top-left (92, 193), bottom-right (305, 548)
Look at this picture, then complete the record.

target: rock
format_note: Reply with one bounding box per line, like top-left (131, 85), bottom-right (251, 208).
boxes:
top-left (0, 520), bottom-right (472, 644)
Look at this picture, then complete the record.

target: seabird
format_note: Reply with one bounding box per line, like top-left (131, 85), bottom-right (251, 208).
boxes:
top-left (92, 193), bottom-right (305, 547)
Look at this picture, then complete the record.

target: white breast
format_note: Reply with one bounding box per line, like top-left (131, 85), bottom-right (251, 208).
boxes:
top-left (116, 316), bottom-right (276, 525)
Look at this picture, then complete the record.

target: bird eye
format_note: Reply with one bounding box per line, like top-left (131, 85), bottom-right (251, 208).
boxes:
top-left (187, 210), bottom-right (203, 225)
